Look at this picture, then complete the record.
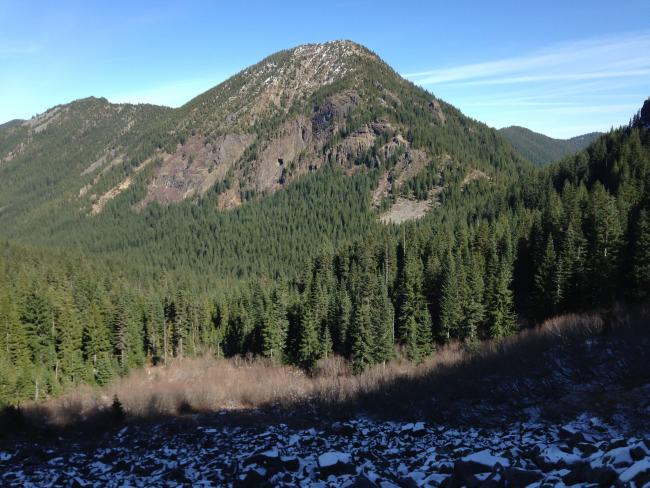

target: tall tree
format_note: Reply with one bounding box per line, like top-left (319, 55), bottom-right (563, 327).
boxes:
top-left (488, 259), bottom-right (517, 339)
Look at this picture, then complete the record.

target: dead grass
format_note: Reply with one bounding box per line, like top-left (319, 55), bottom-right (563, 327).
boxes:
top-left (5, 306), bottom-right (649, 435)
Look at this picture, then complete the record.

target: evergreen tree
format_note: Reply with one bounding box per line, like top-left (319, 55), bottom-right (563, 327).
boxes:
top-left (439, 251), bottom-right (463, 340)
top-left (113, 296), bottom-right (144, 372)
top-left (631, 207), bottom-right (650, 298)
top-left (350, 294), bottom-right (373, 374)
top-left (328, 285), bottom-right (352, 356)
top-left (370, 278), bottom-right (395, 364)
top-left (83, 301), bottom-right (113, 380)
top-left (585, 184), bottom-right (623, 300)
top-left (396, 249), bottom-right (432, 361)
top-left (56, 295), bottom-right (84, 385)
top-left (296, 296), bottom-right (320, 370)
top-left (533, 235), bottom-right (560, 320)
top-left (488, 260), bottom-right (517, 339)
top-left (464, 252), bottom-right (485, 342)
top-left (260, 288), bottom-right (287, 359)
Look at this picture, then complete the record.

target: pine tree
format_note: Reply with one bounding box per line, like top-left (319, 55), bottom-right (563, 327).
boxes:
top-left (370, 277), bottom-right (394, 364)
top-left (260, 288), bottom-right (287, 359)
top-left (559, 215), bottom-right (587, 307)
top-left (21, 288), bottom-right (56, 372)
top-left (488, 260), bottom-right (517, 339)
top-left (533, 235), bottom-right (560, 320)
top-left (56, 294), bottom-right (84, 385)
top-left (439, 251), bottom-right (463, 341)
top-left (350, 294), bottom-right (373, 374)
top-left (0, 291), bottom-right (33, 399)
top-left (95, 351), bottom-right (116, 386)
top-left (328, 285), bottom-right (352, 356)
top-left (464, 252), bottom-right (485, 341)
top-left (632, 207), bottom-right (650, 297)
top-left (413, 305), bottom-right (433, 363)
top-left (585, 184), bottom-right (623, 300)
top-left (113, 296), bottom-right (144, 372)
top-left (145, 297), bottom-right (165, 363)
top-left (396, 249), bottom-right (432, 362)
top-left (297, 296), bottom-right (320, 370)
top-left (83, 301), bottom-right (113, 382)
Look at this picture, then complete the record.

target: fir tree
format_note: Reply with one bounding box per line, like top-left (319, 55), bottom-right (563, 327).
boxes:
top-left (350, 295), bottom-right (373, 374)
top-left (533, 235), bottom-right (560, 320)
top-left (464, 252), bottom-right (485, 342)
top-left (632, 207), bottom-right (650, 298)
top-left (488, 259), bottom-right (517, 339)
top-left (370, 277), bottom-right (395, 364)
top-left (439, 251), bottom-right (463, 340)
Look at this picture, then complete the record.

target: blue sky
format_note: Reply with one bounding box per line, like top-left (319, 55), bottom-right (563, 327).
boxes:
top-left (1, 0), bottom-right (649, 138)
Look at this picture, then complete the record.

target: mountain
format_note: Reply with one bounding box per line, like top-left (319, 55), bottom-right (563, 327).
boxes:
top-left (0, 40), bottom-right (530, 281)
top-left (499, 125), bottom-right (601, 166)
top-left (1, 37), bottom-right (648, 408)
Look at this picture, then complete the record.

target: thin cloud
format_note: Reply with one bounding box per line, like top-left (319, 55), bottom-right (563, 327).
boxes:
top-left (404, 33), bottom-right (650, 85)
top-left (451, 69), bottom-right (650, 87)
top-left (405, 32), bottom-right (650, 137)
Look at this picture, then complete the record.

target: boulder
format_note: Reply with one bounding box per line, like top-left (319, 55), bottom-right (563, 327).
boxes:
top-left (411, 422), bottom-right (427, 437)
top-left (233, 469), bottom-right (271, 488)
top-left (619, 459), bottom-right (650, 485)
top-left (317, 451), bottom-right (355, 477)
top-left (561, 461), bottom-right (618, 486)
top-left (461, 450), bottom-right (510, 469)
top-left (559, 425), bottom-right (586, 444)
top-left (347, 474), bottom-right (376, 487)
top-left (601, 446), bottom-right (633, 469)
top-left (447, 459), bottom-right (497, 488)
top-left (502, 467), bottom-right (543, 486)
top-left (280, 456), bottom-right (300, 472)
top-left (243, 449), bottom-right (285, 476)
top-left (534, 446), bottom-right (581, 470)
top-left (630, 442), bottom-right (649, 461)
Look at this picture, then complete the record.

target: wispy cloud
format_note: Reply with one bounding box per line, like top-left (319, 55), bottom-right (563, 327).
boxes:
top-left (404, 32), bottom-right (650, 138)
top-left (405, 33), bottom-right (650, 85)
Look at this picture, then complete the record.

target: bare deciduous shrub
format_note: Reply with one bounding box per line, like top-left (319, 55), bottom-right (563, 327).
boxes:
top-left (8, 308), bottom-right (648, 432)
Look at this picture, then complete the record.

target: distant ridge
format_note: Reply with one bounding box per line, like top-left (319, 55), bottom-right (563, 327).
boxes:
top-left (500, 125), bottom-right (601, 166)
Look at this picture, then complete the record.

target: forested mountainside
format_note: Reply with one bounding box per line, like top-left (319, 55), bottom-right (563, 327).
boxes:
top-left (0, 39), bottom-right (648, 406)
top-left (500, 126), bottom-right (601, 166)
top-left (0, 41), bottom-right (530, 283)
top-left (1, 99), bottom-right (648, 405)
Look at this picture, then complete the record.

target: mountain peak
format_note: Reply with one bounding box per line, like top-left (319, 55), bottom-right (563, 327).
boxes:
top-left (289, 39), bottom-right (374, 58)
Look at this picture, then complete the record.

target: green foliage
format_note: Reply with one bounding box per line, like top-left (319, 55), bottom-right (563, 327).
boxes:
top-left (500, 126), bottom-right (601, 166)
top-left (0, 52), bottom-right (647, 406)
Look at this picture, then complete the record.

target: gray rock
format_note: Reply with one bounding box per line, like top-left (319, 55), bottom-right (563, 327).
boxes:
top-left (619, 459), bottom-right (650, 486)
top-left (347, 474), bottom-right (377, 487)
top-left (447, 460), bottom-right (494, 488)
top-left (562, 461), bottom-right (618, 486)
top-left (502, 467), bottom-right (543, 486)
top-left (233, 470), bottom-right (271, 488)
